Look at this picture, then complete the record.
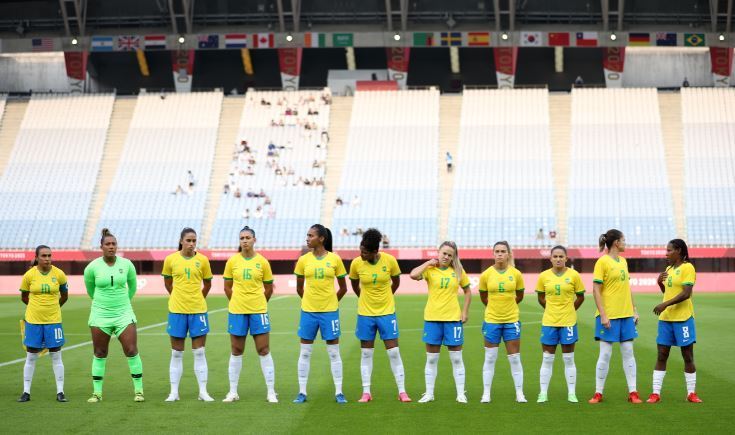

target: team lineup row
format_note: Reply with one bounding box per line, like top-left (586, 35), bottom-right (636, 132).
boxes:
top-left (17, 225), bottom-right (702, 405)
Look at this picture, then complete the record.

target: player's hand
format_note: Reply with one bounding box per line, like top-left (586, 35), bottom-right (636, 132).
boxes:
top-left (653, 303), bottom-right (667, 316)
top-left (633, 311), bottom-right (640, 325)
top-left (657, 272), bottom-right (668, 285)
top-left (461, 312), bottom-right (469, 324)
top-left (600, 315), bottom-right (611, 329)
top-left (427, 258), bottom-right (440, 268)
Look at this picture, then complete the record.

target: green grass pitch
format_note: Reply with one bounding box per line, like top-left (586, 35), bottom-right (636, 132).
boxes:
top-left (1, 293), bottom-right (733, 434)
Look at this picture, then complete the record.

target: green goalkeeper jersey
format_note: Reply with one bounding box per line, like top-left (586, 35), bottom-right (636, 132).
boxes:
top-left (84, 256), bottom-right (137, 316)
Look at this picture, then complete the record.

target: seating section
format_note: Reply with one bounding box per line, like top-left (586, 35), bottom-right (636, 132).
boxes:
top-left (208, 90), bottom-right (331, 248)
top-left (333, 90), bottom-right (439, 248)
top-left (567, 88), bottom-right (675, 246)
top-left (0, 94), bottom-right (114, 248)
top-left (96, 92), bottom-right (222, 248)
top-left (449, 89), bottom-right (555, 247)
top-left (682, 88), bottom-right (735, 245)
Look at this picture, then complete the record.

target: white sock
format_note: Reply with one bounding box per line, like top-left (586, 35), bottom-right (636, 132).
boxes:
top-left (424, 352), bottom-right (439, 395)
top-left (23, 352), bottom-right (38, 394)
top-left (595, 341), bottom-right (613, 394)
top-left (228, 354), bottom-right (243, 394)
top-left (50, 351), bottom-right (64, 394)
top-left (562, 352), bottom-right (577, 395)
top-left (360, 348), bottom-right (374, 394)
top-left (652, 370), bottom-right (666, 395)
top-left (539, 352), bottom-right (555, 395)
top-left (620, 341), bottom-right (637, 393)
top-left (192, 347), bottom-right (209, 394)
top-left (297, 343), bottom-right (312, 395)
top-left (259, 353), bottom-right (275, 393)
top-left (508, 353), bottom-right (524, 394)
top-left (386, 347), bottom-right (406, 393)
top-left (448, 350), bottom-right (465, 395)
top-left (685, 372), bottom-right (696, 394)
top-left (326, 344), bottom-right (343, 395)
top-left (169, 350), bottom-right (184, 395)
top-left (482, 347), bottom-right (498, 397)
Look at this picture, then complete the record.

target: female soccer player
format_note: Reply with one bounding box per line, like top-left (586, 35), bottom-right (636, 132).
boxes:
top-left (410, 241), bottom-right (471, 403)
top-left (17, 245), bottom-right (69, 403)
top-left (293, 224), bottom-right (348, 404)
top-left (589, 229), bottom-right (641, 404)
top-left (647, 239), bottom-right (702, 403)
top-left (222, 226), bottom-right (278, 403)
top-left (162, 228), bottom-right (214, 402)
top-left (478, 241), bottom-right (527, 403)
top-left (535, 245), bottom-right (585, 403)
top-left (349, 228), bottom-right (410, 403)
top-left (83, 228), bottom-right (143, 403)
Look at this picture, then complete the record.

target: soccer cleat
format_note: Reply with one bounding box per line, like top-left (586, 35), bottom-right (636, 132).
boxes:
top-left (335, 393), bottom-right (348, 404)
top-left (358, 393), bottom-right (372, 403)
top-left (456, 393), bottom-right (468, 404)
top-left (87, 393), bottom-right (102, 403)
top-left (687, 392), bottom-right (703, 403)
top-left (134, 392), bottom-right (145, 402)
top-left (480, 392), bottom-right (491, 403)
top-left (198, 392), bottom-right (215, 402)
top-left (397, 392), bottom-right (412, 403)
top-left (418, 393), bottom-right (434, 403)
top-left (537, 393), bottom-right (548, 403)
top-left (292, 393), bottom-right (307, 404)
top-left (164, 393), bottom-right (180, 402)
top-left (222, 392), bottom-right (240, 403)
top-left (567, 393), bottom-right (579, 403)
top-left (628, 391), bottom-right (642, 403)
top-left (56, 392), bottom-right (68, 402)
top-left (646, 393), bottom-right (661, 403)
top-left (266, 392), bottom-right (279, 403)
top-left (516, 393), bottom-right (528, 403)
top-left (588, 392), bottom-right (603, 404)
top-left (17, 392), bottom-right (30, 403)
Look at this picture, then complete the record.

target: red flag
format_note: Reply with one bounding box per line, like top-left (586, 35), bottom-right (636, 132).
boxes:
top-left (548, 32), bottom-right (570, 47)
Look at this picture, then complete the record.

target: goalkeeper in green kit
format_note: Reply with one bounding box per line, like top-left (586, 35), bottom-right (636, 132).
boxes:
top-left (83, 228), bottom-right (144, 402)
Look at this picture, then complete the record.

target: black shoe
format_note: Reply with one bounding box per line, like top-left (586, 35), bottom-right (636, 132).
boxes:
top-left (17, 392), bottom-right (30, 402)
top-left (56, 392), bottom-right (68, 402)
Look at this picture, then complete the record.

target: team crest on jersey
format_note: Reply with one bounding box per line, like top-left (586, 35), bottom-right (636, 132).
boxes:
top-left (195, 262), bottom-right (200, 268)
top-left (565, 277), bottom-right (571, 283)
top-left (51, 277), bottom-right (57, 283)
top-left (451, 273), bottom-right (456, 278)
top-left (676, 269), bottom-right (681, 275)
top-left (326, 262), bottom-right (331, 267)
top-left (509, 276), bottom-right (514, 281)
top-left (119, 269), bottom-right (124, 274)
top-left (382, 266), bottom-right (387, 272)
top-left (256, 263), bottom-right (261, 269)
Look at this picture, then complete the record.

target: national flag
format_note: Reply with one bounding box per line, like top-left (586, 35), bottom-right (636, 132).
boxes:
top-left (440, 32), bottom-right (462, 46)
top-left (521, 31), bottom-right (542, 47)
top-left (413, 32), bottom-right (435, 47)
top-left (144, 35), bottom-right (167, 50)
top-left (252, 33), bottom-right (274, 48)
top-left (225, 34), bottom-right (247, 49)
top-left (116, 35), bottom-right (140, 51)
top-left (467, 32), bottom-right (490, 46)
top-left (628, 32), bottom-right (651, 46)
top-left (304, 32), bottom-right (326, 47)
top-left (31, 38), bottom-right (53, 52)
top-left (91, 36), bottom-right (114, 52)
top-left (575, 32), bottom-right (598, 47)
top-left (198, 34), bottom-right (219, 49)
top-left (333, 33), bottom-right (353, 47)
top-left (655, 32), bottom-right (677, 46)
top-left (684, 33), bottom-right (705, 47)
top-left (548, 32), bottom-right (570, 46)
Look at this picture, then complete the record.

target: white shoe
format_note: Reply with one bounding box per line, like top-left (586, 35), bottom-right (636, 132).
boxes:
top-left (198, 392), bottom-right (215, 402)
top-left (164, 393), bottom-right (179, 402)
top-left (480, 393), bottom-right (491, 403)
top-left (266, 392), bottom-right (279, 403)
top-left (456, 393), bottom-right (468, 403)
top-left (516, 393), bottom-right (527, 403)
top-left (222, 392), bottom-right (240, 403)
top-left (418, 393), bottom-right (434, 403)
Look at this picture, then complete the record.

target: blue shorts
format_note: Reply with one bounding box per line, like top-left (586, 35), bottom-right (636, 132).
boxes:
top-left (423, 321), bottom-right (464, 346)
top-left (541, 325), bottom-right (579, 346)
top-left (228, 312), bottom-right (271, 336)
top-left (167, 313), bottom-right (209, 338)
top-left (657, 317), bottom-right (696, 347)
top-left (298, 310), bottom-right (340, 341)
top-left (594, 316), bottom-right (638, 342)
top-left (356, 313), bottom-right (399, 342)
top-left (23, 322), bottom-right (64, 349)
top-left (482, 321), bottom-right (521, 344)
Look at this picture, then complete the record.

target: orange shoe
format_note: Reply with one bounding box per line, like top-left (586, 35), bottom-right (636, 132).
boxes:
top-left (588, 392), bottom-right (603, 404)
top-left (687, 392), bottom-right (703, 403)
top-left (628, 391), bottom-right (643, 403)
top-left (646, 393), bottom-right (661, 403)
top-left (398, 392), bottom-right (412, 402)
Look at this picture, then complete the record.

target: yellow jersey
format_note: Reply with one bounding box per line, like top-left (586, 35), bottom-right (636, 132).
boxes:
top-left (422, 266), bottom-right (470, 321)
top-left (478, 266), bottom-right (525, 323)
top-left (295, 251), bottom-right (347, 312)
top-left (20, 265), bottom-right (68, 324)
top-left (162, 252), bottom-right (213, 314)
top-left (349, 253), bottom-right (401, 316)
top-left (659, 262), bottom-right (696, 322)
top-left (223, 253), bottom-right (274, 314)
top-left (593, 254), bottom-right (634, 319)
top-left (535, 268), bottom-right (585, 327)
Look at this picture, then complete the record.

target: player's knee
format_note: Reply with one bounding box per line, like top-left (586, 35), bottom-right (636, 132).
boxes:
top-left (123, 346), bottom-right (138, 357)
top-left (657, 347), bottom-right (670, 362)
top-left (257, 346), bottom-right (270, 356)
top-left (94, 348), bottom-right (108, 358)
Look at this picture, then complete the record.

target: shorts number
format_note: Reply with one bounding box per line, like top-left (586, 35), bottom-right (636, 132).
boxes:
top-left (199, 315), bottom-right (207, 326)
top-left (453, 326), bottom-right (462, 339)
top-left (566, 327), bottom-right (574, 337)
top-left (331, 319), bottom-right (340, 332)
top-left (554, 284), bottom-right (561, 295)
top-left (315, 268), bottom-right (325, 280)
top-left (391, 319), bottom-right (397, 332)
top-left (439, 277), bottom-right (450, 289)
top-left (682, 326), bottom-right (690, 339)
top-left (372, 273), bottom-right (378, 285)
top-left (261, 314), bottom-right (270, 325)
top-left (54, 328), bottom-right (63, 340)
top-left (243, 268), bottom-right (252, 280)
top-left (514, 322), bottom-right (520, 333)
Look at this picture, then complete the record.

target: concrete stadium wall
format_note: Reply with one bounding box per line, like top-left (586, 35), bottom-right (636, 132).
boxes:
top-left (0, 53), bottom-right (71, 92)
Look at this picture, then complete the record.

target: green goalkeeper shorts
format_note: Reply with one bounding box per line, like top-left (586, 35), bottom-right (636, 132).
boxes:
top-left (89, 309), bottom-right (137, 337)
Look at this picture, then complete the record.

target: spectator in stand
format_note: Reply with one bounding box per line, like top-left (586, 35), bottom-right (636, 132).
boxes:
top-left (234, 188), bottom-right (242, 199)
top-left (242, 208), bottom-right (250, 220)
top-left (549, 230), bottom-right (557, 240)
top-left (446, 152), bottom-right (453, 172)
top-left (340, 228), bottom-right (349, 237)
top-left (335, 197), bottom-right (344, 207)
top-left (682, 77), bottom-right (690, 88)
top-left (223, 184), bottom-right (230, 195)
top-left (382, 234), bottom-right (391, 249)
top-left (253, 207), bottom-right (263, 219)
top-left (351, 195), bottom-right (361, 207)
top-left (537, 228), bottom-right (545, 241)
top-left (187, 170), bottom-right (196, 186)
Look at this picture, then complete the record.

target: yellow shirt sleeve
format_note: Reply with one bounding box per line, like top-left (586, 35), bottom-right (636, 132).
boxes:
top-left (389, 256), bottom-right (401, 276)
top-left (162, 255), bottom-right (173, 277)
top-left (334, 255), bottom-right (347, 278)
top-left (262, 257), bottom-right (274, 283)
top-left (681, 263), bottom-right (696, 286)
top-left (515, 269), bottom-right (525, 291)
top-left (294, 256), bottom-right (305, 276)
top-left (20, 271), bottom-right (31, 292)
top-left (573, 271), bottom-right (585, 293)
top-left (223, 257), bottom-right (234, 280)
top-left (58, 269), bottom-right (68, 286)
top-left (535, 273), bottom-right (545, 292)
top-left (593, 258), bottom-right (606, 283)
top-left (459, 270), bottom-right (470, 288)
top-left (348, 258), bottom-right (359, 280)
top-left (201, 256), bottom-right (213, 280)
top-left (478, 270), bottom-right (488, 292)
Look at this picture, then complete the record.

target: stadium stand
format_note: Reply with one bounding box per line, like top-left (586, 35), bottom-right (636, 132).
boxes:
top-left (0, 93), bottom-right (114, 248)
top-left (95, 92), bottom-right (222, 248)
top-left (682, 88), bottom-right (735, 245)
top-left (448, 89), bottom-right (556, 247)
top-left (332, 89), bottom-right (439, 248)
top-left (567, 88), bottom-right (676, 246)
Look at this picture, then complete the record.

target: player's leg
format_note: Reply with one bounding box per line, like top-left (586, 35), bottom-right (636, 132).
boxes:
top-left (590, 316), bottom-right (615, 403)
top-left (44, 323), bottom-right (66, 401)
top-left (322, 311), bottom-right (345, 402)
top-left (379, 314), bottom-right (409, 401)
top-left (19, 322), bottom-right (44, 402)
top-left (225, 333), bottom-right (246, 402)
top-left (419, 321), bottom-right (442, 402)
top-left (445, 322), bottom-right (466, 403)
top-left (561, 343), bottom-right (578, 402)
top-left (118, 323), bottom-right (144, 401)
top-left (679, 317), bottom-right (700, 402)
top-left (89, 326), bottom-right (111, 402)
top-left (619, 317), bottom-right (640, 402)
top-left (538, 341), bottom-right (557, 403)
top-left (505, 322), bottom-right (525, 402)
top-left (167, 313), bottom-right (187, 401)
top-left (356, 315), bottom-right (377, 401)
top-left (481, 322), bottom-right (501, 403)
top-left (295, 311), bottom-right (318, 402)
top-left (190, 314), bottom-right (212, 401)
top-left (252, 313), bottom-right (276, 402)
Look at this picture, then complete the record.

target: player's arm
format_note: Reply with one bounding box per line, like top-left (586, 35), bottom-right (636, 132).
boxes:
top-left (537, 292), bottom-right (546, 308)
top-left (263, 282), bottom-right (273, 301)
top-left (163, 277), bottom-right (173, 295)
top-left (127, 264), bottom-right (138, 299)
top-left (350, 278), bottom-right (361, 297)
top-left (409, 259), bottom-right (438, 280)
top-left (83, 266), bottom-right (95, 299)
top-left (460, 284), bottom-right (471, 323)
top-left (574, 292), bottom-right (584, 310)
top-left (59, 283), bottom-right (69, 307)
top-left (656, 270), bottom-right (668, 293)
top-left (336, 276), bottom-right (347, 301)
top-left (201, 258), bottom-right (214, 298)
top-left (630, 289), bottom-right (639, 324)
top-left (21, 290), bottom-right (29, 305)
top-left (223, 279), bottom-right (233, 300)
top-left (592, 281), bottom-right (609, 328)
top-left (201, 278), bottom-right (212, 298)
top-left (296, 276), bottom-right (305, 298)
top-left (515, 289), bottom-right (524, 304)
top-left (653, 284), bottom-right (692, 315)
top-left (390, 275), bottom-right (400, 294)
